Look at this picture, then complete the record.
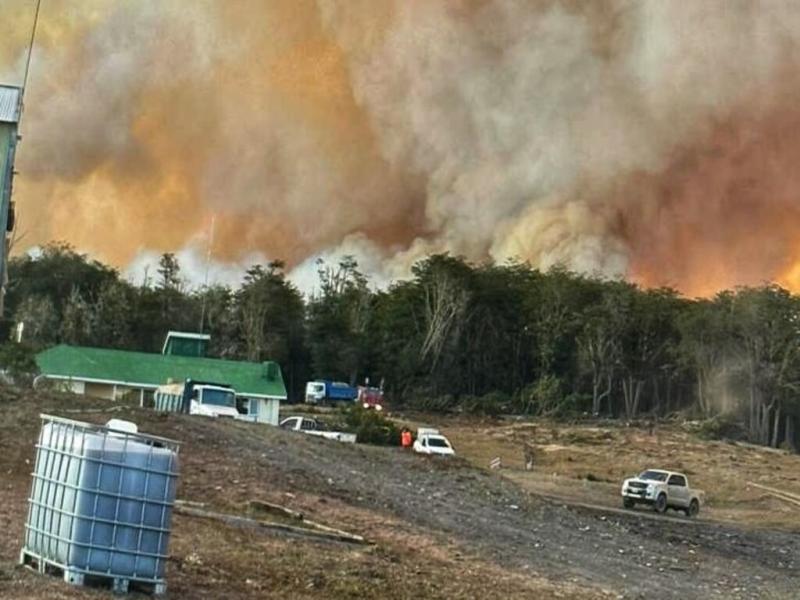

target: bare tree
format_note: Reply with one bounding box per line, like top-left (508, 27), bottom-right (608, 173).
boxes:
top-left (60, 287), bottom-right (92, 345)
top-left (579, 323), bottom-right (618, 416)
top-left (420, 270), bottom-right (469, 371)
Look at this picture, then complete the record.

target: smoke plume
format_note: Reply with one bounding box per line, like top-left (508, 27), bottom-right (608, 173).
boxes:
top-left (3, 0), bottom-right (800, 295)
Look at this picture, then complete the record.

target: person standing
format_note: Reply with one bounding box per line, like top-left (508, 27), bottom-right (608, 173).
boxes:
top-left (401, 427), bottom-right (413, 449)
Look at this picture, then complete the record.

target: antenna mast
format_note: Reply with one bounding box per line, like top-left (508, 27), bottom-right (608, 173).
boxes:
top-left (21, 0), bottom-right (42, 114)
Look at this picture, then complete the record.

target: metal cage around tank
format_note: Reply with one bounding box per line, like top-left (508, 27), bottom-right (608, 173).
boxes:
top-left (20, 414), bottom-right (180, 594)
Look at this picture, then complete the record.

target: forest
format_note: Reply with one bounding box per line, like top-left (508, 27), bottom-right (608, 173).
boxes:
top-left (4, 242), bottom-right (799, 450)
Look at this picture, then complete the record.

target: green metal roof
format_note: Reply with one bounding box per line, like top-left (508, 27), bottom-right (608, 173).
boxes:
top-left (37, 344), bottom-right (286, 399)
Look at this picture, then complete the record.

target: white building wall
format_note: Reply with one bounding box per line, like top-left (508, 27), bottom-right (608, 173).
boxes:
top-left (260, 398), bottom-right (280, 426)
top-left (242, 397), bottom-right (280, 426)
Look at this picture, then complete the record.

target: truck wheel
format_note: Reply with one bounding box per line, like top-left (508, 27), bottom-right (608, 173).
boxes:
top-left (687, 499), bottom-right (700, 518)
top-left (623, 497), bottom-right (635, 510)
top-left (654, 493), bottom-right (668, 514)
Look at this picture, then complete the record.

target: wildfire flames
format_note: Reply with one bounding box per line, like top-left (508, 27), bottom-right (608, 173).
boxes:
top-left (2, 0), bottom-right (800, 295)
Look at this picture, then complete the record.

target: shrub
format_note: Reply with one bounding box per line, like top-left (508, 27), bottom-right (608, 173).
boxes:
top-left (333, 405), bottom-right (401, 446)
top-left (688, 413), bottom-right (746, 441)
top-left (0, 342), bottom-right (38, 386)
top-left (515, 375), bottom-right (563, 416)
top-left (459, 391), bottom-right (511, 416)
top-left (558, 392), bottom-right (592, 418)
top-left (407, 394), bottom-right (457, 413)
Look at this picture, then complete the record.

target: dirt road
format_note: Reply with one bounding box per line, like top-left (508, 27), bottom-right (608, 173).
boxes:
top-left (220, 419), bottom-right (799, 599)
top-left (1, 393), bottom-right (798, 599)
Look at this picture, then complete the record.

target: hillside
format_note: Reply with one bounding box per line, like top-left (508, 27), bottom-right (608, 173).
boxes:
top-left (0, 390), bottom-right (798, 599)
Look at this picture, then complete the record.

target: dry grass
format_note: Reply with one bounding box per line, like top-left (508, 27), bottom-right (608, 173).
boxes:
top-left (440, 416), bottom-right (800, 529)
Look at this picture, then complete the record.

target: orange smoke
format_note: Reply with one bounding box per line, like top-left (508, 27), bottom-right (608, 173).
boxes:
top-left (619, 98), bottom-right (800, 296)
top-left (4, 0), bottom-right (421, 270)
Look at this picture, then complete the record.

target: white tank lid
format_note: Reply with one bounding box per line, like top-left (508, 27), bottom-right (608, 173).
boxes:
top-left (106, 419), bottom-right (139, 434)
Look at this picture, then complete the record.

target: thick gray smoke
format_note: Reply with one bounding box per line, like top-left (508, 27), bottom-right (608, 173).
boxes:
top-left (324, 0), bottom-right (800, 290)
top-left (4, 1), bottom-right (800, 294)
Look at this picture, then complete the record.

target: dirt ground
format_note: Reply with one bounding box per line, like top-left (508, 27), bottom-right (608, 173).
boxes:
top-left (1, 391), bottom-right (799, 599)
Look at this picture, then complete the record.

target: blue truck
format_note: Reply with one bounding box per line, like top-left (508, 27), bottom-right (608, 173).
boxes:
top-left (304, 380), bottom-right (358, 406)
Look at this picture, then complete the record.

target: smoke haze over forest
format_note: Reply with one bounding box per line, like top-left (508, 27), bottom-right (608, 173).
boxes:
top-left (3, 0), bottom-right (800, 295)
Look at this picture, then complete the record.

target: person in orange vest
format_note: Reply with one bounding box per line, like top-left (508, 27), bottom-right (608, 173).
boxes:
top-left (401, 427), bottom-right (413, 449)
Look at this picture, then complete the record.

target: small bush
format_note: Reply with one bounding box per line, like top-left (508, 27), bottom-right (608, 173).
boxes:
top-left (0, 342), bottom-right (38, 386)
top-left (515, 375), bottom-right (563, 416)
top-left (459, 391), bottom-right (511, 416)
top-left (407, 394), bottom-right (457, 413)
top-left (556, 392), bottom-right (591, 418)
top-left (333, 405), bottom-right (401, 446)
top-left (689, 413), bottom-right (746, 441)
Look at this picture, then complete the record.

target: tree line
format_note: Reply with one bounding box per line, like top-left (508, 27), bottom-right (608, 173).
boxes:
top-left (5, 243), bottom-right (800, 450)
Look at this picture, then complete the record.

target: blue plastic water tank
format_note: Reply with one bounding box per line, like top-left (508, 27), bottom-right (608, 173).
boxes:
top-left (22, 415), bottom-right (180, 583)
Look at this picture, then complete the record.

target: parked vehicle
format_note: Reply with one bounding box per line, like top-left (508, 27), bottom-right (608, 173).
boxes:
top-left (305, 380), bottom-right (358, 406)
top-left (279, 416), bottom-right (357, 443)
top-left (357, 385), bottom-right (385, 411)
top-left (621, 469), bottom-right (702, 516)
top-left (413, 428), bottom-right (455, 456)
top-left (154, 380), bottom-right (239, 418)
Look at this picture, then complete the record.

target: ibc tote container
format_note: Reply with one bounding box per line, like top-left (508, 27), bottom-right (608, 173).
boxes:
top-left (21, 414), bottom-right (180, 594)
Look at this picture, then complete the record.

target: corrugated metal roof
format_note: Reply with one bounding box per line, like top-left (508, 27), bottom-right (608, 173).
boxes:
top-left (36, 344), bottom-right (288, 399)
top-left (0, 85), bottom-right (21, 124)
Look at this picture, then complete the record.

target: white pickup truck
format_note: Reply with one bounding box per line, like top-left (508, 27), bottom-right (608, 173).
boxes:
top-left (279, 416), bottom-right (357, 443)
top-left (621, 469), bottom-right (701, 517)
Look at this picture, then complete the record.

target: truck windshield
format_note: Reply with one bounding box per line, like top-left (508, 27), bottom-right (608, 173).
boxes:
top-left (639, 470), bottom-right (668, 482)
top-left (201, 388), bottom-right (235, 408)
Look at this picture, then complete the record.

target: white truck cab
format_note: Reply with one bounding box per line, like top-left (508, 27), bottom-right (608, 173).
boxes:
top-left (305, 382), bottom-right (326, 404)
top-left (154, 382), bottom-right (239, 419)
top-left (621, 469), bottom-right (701, 517)
top-left (413, 428), bottom-right (455, 456)
top-left (190, 385), bottom-right (239, 418)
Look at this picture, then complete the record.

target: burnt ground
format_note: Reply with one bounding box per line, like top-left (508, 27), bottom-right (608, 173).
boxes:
top-left (0, 389), bottom-right (798, 599)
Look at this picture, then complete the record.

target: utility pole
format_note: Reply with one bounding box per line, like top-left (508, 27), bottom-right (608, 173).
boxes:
top-left (0, 0), bottom-right (42, 315)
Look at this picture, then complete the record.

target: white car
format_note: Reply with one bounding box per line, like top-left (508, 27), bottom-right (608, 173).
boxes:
top-left (413, 429), bottom-right (455, 456)
top-left (621, 469), bottom-right (701, 517)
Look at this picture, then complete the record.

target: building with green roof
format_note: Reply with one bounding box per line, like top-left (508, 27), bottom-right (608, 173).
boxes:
top-left (36, 332), bottom-right (287, 425)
